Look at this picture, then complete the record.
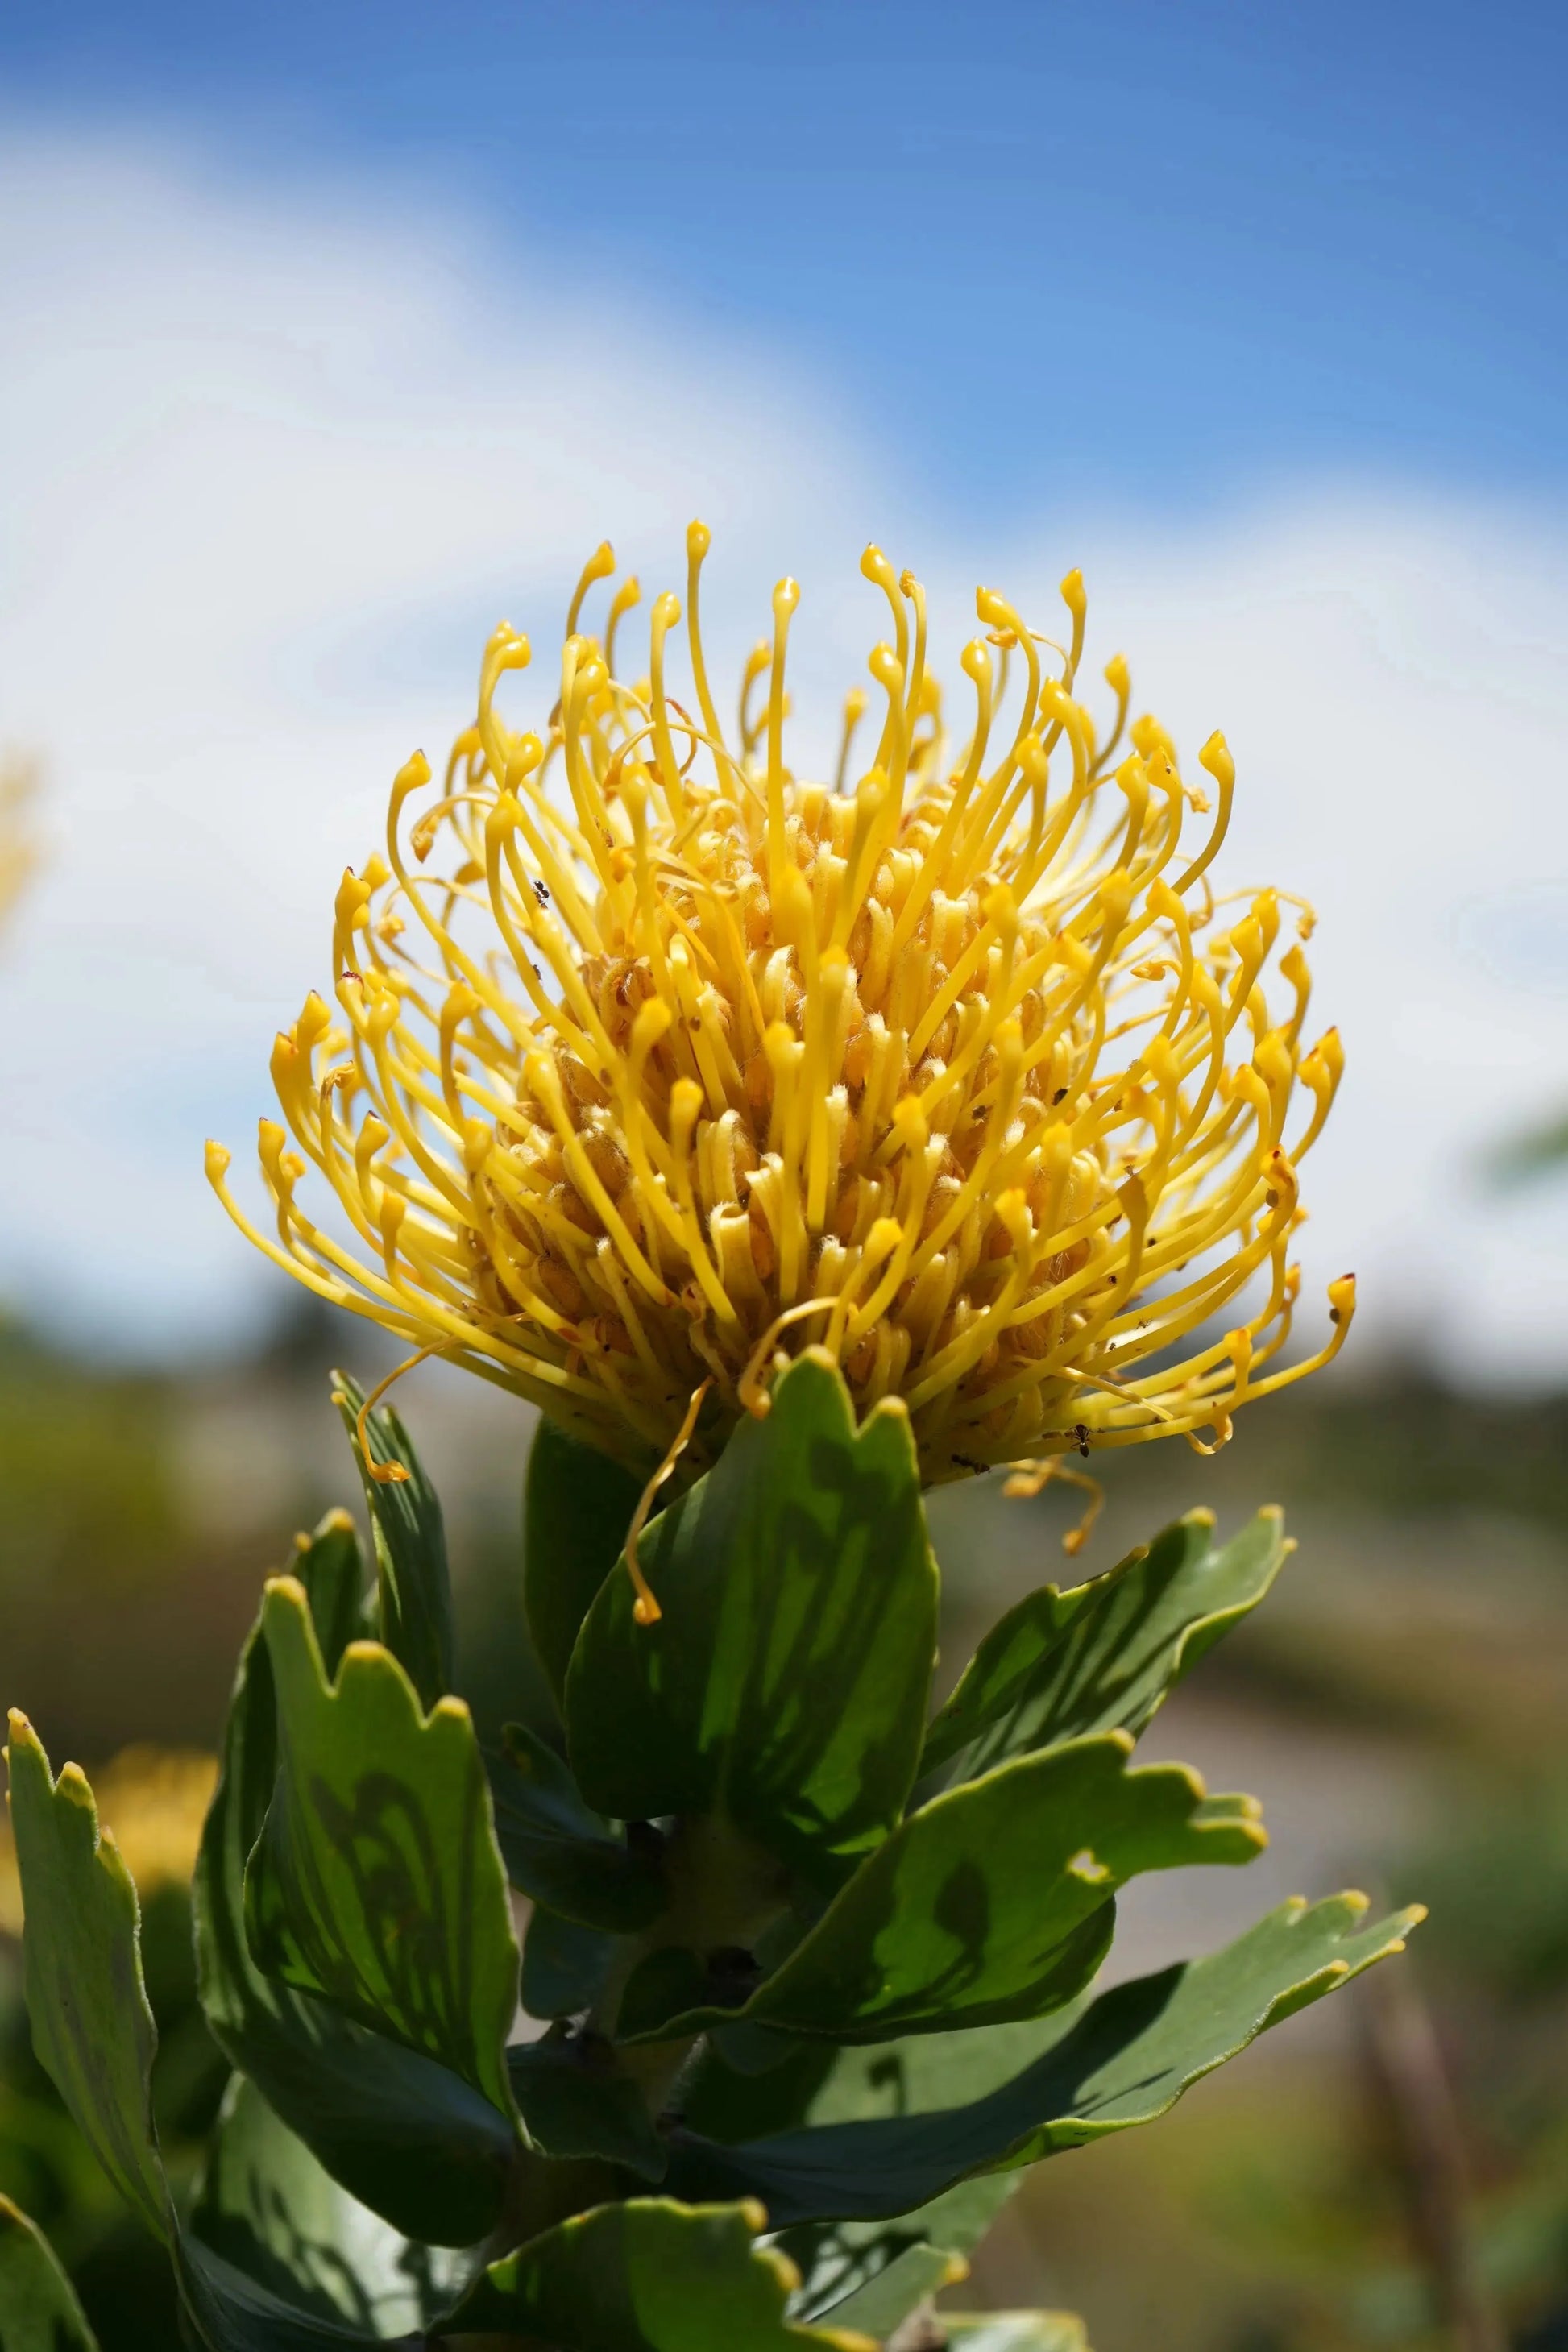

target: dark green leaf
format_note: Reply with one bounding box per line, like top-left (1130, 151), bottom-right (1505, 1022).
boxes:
top-left (246, 1577), bottom-right (521, 2126)
top-left (619, 1947), bottom-right (710, 2039)
top-left (192, 2076), bottom-right (471, 2334)
top-left (522, 1909), bottom-right (616, 2022)
top-left (193, 1572), bottom-right (515, 2246)
top-left (0, 2194), bottom-right (101, 2350)
top-left (489, 1722), bottom-right (666, 1931)
top-left (175, 2240), bottom-right (406, 2351)
top-left (526, 1418), bottom-right (646, 1704)
top-left (332, 1370), bottom-right (453, 1710)
top-left (508, 2035), bottom-right (667, 2179)
top-left (4, 1711), bottom-right (169, 2241)
top-left (567, 1354), bottom-right (939, 1893)
top-left (626, 1735), bottom-right (1263, 2044)
top-left (682, 2038), bottom-right (839, 2146)
top-left (440, 2196), bottom-right (873, 2347)
top-left (921, 1508), bottom-right (1288, 1788)
top-left (665, 1893), bottom-right (1424, 2225)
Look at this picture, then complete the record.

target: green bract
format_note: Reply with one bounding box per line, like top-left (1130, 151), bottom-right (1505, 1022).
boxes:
top-left (2, 1354), bottom-right (1421, 2350)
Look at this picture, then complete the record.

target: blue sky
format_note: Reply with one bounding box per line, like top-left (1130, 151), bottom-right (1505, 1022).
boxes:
top-left (5, 1), bottom-right (1568, 1374)
top-left (4, 0), bottom-right (1565, 525)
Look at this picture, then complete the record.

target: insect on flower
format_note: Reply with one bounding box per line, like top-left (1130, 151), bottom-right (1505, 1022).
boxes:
top-left (209, 528), bottom-right (1353, 1486)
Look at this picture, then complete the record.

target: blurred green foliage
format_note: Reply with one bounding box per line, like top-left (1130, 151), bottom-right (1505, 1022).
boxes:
top-left (0, 1319), bottom-right (183, 1592)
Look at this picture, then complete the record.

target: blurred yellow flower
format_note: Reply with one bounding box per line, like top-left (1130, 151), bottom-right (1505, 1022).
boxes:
top-left (210, 531), bottom-right (1351, 1483)
top-left (0, 1744), bottom-right (216, 1935)
top-left (0, 753), bottom-right (39, 931)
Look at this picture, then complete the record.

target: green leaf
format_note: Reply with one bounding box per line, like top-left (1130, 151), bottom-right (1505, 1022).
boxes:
top-left (508, 2034), bottom-right (667, 2179)
top-left (193, 1562), bottom-right (516, 2246)
top-left (175, 2241), bottom-right (404, 2351)
top-left (626, 1735), bottom-right (1264, 2043)
top-left (0, 2195), bottom-right (101, 2350)
top-left (440, 2196), bottom-right (874, 2347)
top-left (2, 1719), bottom-right (401, 2350)
top-left (522, 1908), bottom-right (616, 2021)
top-left (332, 1370), bottom-right (454, 1710)
top-left (284, 1508), bottom-right (367, 1678)
top-left (664, 1892), bottom-right (1424, 2225)
top-left (921, 1508), bottom-right (1289, 1788)
top-left (192, 2076), bottom-right (472, 2335)
top-left (245, 1576), bottom-right (521, 2127)
top-left (782, 2178), bottom-right (1018, 2331)
top-left (944, 2317), bottom-right (1090, 2351)
top-left (567, 1353), bottom-right (939, 1893)
top-left (489, 1720), bottom-right (667, 1931)
top-left (682, 2037), bottom-right (839, 2145)
top-left (527, 1417), bottom-right (646, 1704)
top-left (815, 2242), bottom-right (964, 2339)
top-left (4, 1711), bottom-right (169, 2241)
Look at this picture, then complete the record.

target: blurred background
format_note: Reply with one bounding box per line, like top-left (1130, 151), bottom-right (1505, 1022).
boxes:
top-left (3, 2), bottom-right (1568, 2344)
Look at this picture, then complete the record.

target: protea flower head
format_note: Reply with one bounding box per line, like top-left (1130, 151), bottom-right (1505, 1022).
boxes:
top-left (209, 529), bottom-right (1352, 1487)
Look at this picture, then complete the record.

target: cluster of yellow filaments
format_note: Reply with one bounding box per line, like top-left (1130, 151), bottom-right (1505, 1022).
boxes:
top-left (209, 529), bottom-right (1353, 1486)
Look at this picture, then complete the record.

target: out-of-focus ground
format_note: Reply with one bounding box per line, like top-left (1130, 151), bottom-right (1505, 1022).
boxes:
top-left (6, 1301), bottom-right (1568, 2350)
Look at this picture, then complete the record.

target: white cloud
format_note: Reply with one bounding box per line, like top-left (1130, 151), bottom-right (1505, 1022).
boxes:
top-left (3, 126), bottom-right (1567, 1379)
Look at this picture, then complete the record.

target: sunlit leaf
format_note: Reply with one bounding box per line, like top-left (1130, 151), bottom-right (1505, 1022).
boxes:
top-left (332, 1371), bottom-right (454, 1711)
top-left (245, 1578), bottom-right (521, 2128)
top-left (566, 1353), bottom-right (938, 1892)
top-left (943, 2317), bottom-right (1090, 2350)
top-left (812, 2240), bottom-right (964, 2340)
top-left (3, 1718), bottom-right (400, 2349)
top-left (440, 2196), bottom-right (874, 2348)
top-left (624, 1734), bottom-right (1263, 2043)
top-left (666, 1894), bottom-right (1423, 2224)
top-left (193, 1536), bottom-right (515, 2245)
top-left (921, 1508), bottom-right (1288, 1790)
top-left (4, 1712), bottom-right (168, 2239)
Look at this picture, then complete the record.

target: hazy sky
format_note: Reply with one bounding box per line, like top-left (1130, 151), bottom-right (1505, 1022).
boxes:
top-left (2, 3), bottom-right (1567, 1377)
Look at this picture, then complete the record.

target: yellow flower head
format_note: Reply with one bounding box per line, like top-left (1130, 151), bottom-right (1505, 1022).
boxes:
top-left (209, 531), bottom-right (1351, 1484)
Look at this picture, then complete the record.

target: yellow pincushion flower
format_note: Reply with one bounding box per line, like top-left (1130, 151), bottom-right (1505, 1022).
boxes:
top-left (209, 530), bottom-right (1352, 1484)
